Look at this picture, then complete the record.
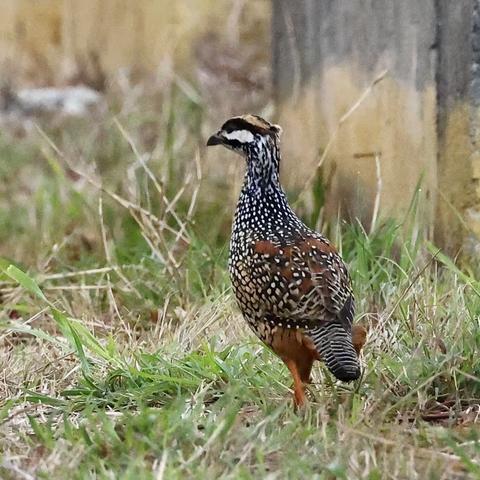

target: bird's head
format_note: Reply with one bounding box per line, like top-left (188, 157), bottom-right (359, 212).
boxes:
top-left (206, 114), bottom-right (282, 157)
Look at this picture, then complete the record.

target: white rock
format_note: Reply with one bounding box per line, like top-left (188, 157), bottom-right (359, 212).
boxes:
top-left (16, 86), bottom-right (103, 116)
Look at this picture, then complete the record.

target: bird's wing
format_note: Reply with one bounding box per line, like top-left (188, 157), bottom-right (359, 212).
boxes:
top-left (251, 234), bottom-right (354, 330)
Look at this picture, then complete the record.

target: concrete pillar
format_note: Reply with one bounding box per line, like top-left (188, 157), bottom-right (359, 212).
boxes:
top-left (272, 0), bottom-right (480, 253)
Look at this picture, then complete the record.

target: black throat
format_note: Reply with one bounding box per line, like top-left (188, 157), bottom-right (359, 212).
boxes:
top-left (232, 137), bottom-right (304, 237)
top-left (244, 137), bottom-right (281, 192)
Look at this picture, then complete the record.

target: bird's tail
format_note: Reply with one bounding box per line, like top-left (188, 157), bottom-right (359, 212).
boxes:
top-left (309, 322), bottom-right (361, 381)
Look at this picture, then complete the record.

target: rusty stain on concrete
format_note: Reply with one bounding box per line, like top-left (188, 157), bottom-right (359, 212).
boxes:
top-left (278, 66), bottom-right (437, 228)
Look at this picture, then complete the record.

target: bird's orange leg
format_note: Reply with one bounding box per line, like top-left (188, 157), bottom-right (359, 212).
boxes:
top-left (297, 357), bottom-right (314, 385)
top-left (284, 358), bottom-right (307, 408)
top-left (352, 325), bottom-right (367, 356)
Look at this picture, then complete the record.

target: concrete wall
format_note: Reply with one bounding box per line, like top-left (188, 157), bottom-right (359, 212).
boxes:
top-left (435, 1), bottom-right (480, 252)
top-left (272, 0), bottom-right (480, 253)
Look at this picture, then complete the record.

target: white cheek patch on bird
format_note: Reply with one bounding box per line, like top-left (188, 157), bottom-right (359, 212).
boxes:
top-left (224, 130), bottom-right (255, 143)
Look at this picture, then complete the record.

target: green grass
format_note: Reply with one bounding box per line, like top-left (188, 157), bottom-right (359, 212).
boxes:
top-left (0, 85), bottom-right (479, 479)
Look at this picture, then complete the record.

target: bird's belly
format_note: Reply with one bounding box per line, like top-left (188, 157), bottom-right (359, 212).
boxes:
top-left (236, 314), bottom-right (321, 365)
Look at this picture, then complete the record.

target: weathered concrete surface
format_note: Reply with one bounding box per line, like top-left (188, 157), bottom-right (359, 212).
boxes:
top-left (276, 67), bottom-right (437, 228)
top-left (435, 1), bottom-right (480, 253)
top-left (273, 0), bottom-right (480, 253)
top-left (273, 0), bottom-right (437, 94)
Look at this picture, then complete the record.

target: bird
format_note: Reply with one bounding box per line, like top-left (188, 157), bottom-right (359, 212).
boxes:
top-left (206, 114), bottom-right (366, 407)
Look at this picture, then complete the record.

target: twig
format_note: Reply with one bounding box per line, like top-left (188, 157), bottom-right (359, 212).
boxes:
top-left (39, 267), bottom-right (117, 280)
top-left (34, 122), bottom-right (189, 242)
top-left (114, 116), bottom-right (189, 233)
top-left (98, 195), bottom-right (131, 339)
top-left (382, 249), bottom-right (440, 327)
top-left (154, 449), bottom-right (169, 480)
top-left (174, 150), bottom-right (202, 249)
top-left (370, 152), bottom-right (382, 233)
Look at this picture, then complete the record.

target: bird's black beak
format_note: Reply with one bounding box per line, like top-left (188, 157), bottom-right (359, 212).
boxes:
top-left (206, 132), bottom-right (224, 146)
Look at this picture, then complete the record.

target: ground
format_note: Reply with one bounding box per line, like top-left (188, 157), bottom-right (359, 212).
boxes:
top-left (0, 72), bottom-right (479, 480)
